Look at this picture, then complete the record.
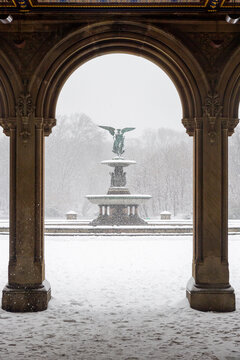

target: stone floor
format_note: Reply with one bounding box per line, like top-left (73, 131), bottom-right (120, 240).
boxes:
top-left (0, 235), bottom-right (240, 359)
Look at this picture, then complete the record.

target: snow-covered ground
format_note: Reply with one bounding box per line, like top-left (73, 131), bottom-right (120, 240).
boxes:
top-left (0, 235), bottom-right (240, 359)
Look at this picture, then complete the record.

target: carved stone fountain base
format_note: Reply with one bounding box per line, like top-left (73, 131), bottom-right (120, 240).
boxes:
top-left (91, 205), bottom-right (147, 226)
top-left (86, 158), bottom-right (151, 226)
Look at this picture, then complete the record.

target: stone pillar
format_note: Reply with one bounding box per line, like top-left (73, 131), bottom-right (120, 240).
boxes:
top-left (129, 206), bottom-right (133, 216)
top-left (135, 206), bottom-right (138, 216)
top-left (184, 94), bottom-right (237, 312)
top-left (1, 93), bottom-right (55, 312)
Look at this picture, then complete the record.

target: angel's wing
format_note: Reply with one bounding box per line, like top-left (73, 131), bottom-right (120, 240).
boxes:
top-left (99, 125), bottom-right (115, 136)
top-left (121, 127), bottom-right (135, 134)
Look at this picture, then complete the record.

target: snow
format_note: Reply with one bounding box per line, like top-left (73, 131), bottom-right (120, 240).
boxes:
top-left (2, 219), bottom-right (240, 237)
top-left (0, 235), bottom-right (240, 359)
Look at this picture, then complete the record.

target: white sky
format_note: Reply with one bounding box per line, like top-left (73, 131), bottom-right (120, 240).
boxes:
top-left (56, 54), bottom-right (183, 138)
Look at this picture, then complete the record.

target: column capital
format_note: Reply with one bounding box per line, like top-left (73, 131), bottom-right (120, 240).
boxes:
top-left (182, 116), bottom-right (239, 138)
top-left (182, 117), bottom-right (203, 136)
top-left (43, 118), bottom-right (56, 136)
top-left (0, 116), bottom-right (56, 137)
top-left (182, 117), bottom-right (195, 136)
top-left (34, 117), bottom-right (56, 135)
top-left (0, 117), bottom-right (17, 136)
top-left (225, 117), bottom-right (239, 136)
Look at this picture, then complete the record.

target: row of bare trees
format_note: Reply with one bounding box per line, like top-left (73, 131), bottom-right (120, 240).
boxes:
top-left (45, 115), bottom-right (193, 218)
top-left (0, 113), bottom-right (239, 219)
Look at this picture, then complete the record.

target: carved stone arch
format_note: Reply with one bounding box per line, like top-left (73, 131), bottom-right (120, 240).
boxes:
top-left (2, 19), bottom-right (237, 313)
top-left (0, 38), bottom-right (22, 119)
top-left (0, 64), bottom-right (16, 119)
top-left (217, 45), bottom-right (240, 120)
top-left (29, 21), bottom-right (209, 132)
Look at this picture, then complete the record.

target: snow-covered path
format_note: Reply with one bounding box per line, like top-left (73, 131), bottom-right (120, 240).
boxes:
top-left (0, 236), bottom-right (240, 359)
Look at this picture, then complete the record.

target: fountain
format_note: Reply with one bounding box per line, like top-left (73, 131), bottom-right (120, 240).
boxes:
top-left (86, 126), bottom-right (151, 225)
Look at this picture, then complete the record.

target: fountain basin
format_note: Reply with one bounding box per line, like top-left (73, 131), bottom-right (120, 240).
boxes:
top-left (101, 159), bottom-right (136, 167)
top-left (86, 194), bottom-right (151, 205)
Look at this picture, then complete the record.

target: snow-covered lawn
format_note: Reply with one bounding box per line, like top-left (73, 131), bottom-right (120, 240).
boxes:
top-left (0, 235), bottom-right (240, 359)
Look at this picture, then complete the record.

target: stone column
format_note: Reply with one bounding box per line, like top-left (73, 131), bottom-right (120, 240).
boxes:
top-left (184, 94), bottom-right (237, 312)
top-left (1, 93), bottom-right (55, 312)
top-left (129, 206), bottom-right (133, 216)
top-left (135, 206), bottom-right (138, 215)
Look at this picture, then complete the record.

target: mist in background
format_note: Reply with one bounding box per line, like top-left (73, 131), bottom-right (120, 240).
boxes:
top-left (0, 54), bottom-right (239, 219)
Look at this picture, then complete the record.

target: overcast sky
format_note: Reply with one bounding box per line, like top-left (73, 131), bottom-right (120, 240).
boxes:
top-left (56, 54), bottom-right (183, 138)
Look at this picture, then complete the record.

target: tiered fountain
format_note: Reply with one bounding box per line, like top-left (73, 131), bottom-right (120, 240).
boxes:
top-left (86, 126), bottom-right (151, 226)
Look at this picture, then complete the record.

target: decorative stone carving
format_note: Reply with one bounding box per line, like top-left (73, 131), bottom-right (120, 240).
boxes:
top-left (16, 93), bottom-right (34, 144)
top-left (207, 117), bottom-right (217, 144)
top-left (227, 118), bottom-right (239, 136)
top-left (110, 166), bottom-right (126, 187)
top-left (19, 117), bottom-right (31, 143)
top-left (17, 93), bottom-right (33, 118)
top-left (0, 117), bottom-right (16, 136)
top-left (182, 118), bottom-right (203, 136)
top-left (43, 118), bottom-right (56, 136)
top-left (203, 93), bottom-right (222, 118)
top-left (182, 118), bottom-right (195, 136)
top-left (203, 93), bottom-right (222, 144)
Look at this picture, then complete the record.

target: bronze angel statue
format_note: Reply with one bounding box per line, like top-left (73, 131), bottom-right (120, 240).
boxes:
top-left (99, 126), bottom-right (135, 157)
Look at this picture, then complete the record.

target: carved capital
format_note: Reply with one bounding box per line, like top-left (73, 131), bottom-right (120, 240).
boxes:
top-left (34, 117), bottom-right (56, 135)
top-left (227, 118), bottom-right (239, 136)
top-left (0, 116), bottom-right (57, 137)
top-left (43, 118), bottom-right (56, 136)
top-left (182, 118), bottom-right (195, 136)
top-left (182, 117), bottom-right (203, 136)
top-left (0, 117), bottom-right (17, 136)
top-left (220, 117), bottom-right (239, 136)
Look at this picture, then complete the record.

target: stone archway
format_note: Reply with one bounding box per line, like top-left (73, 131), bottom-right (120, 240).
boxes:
top-left (30, 21), bottom-right (207, 120)
top-left (0, 20), bottom-right (238, 312)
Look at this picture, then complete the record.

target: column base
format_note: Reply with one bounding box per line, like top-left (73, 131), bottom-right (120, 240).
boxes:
top-left (186, 277), bottom-right (235, 312)
top-left (2, 280), bottom-right (51, 312)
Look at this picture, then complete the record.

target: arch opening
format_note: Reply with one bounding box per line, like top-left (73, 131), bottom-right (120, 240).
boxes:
top-left (46, 53), bottom-right (193, 221)
top-left (44, 53), bottom-right (194, 324)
